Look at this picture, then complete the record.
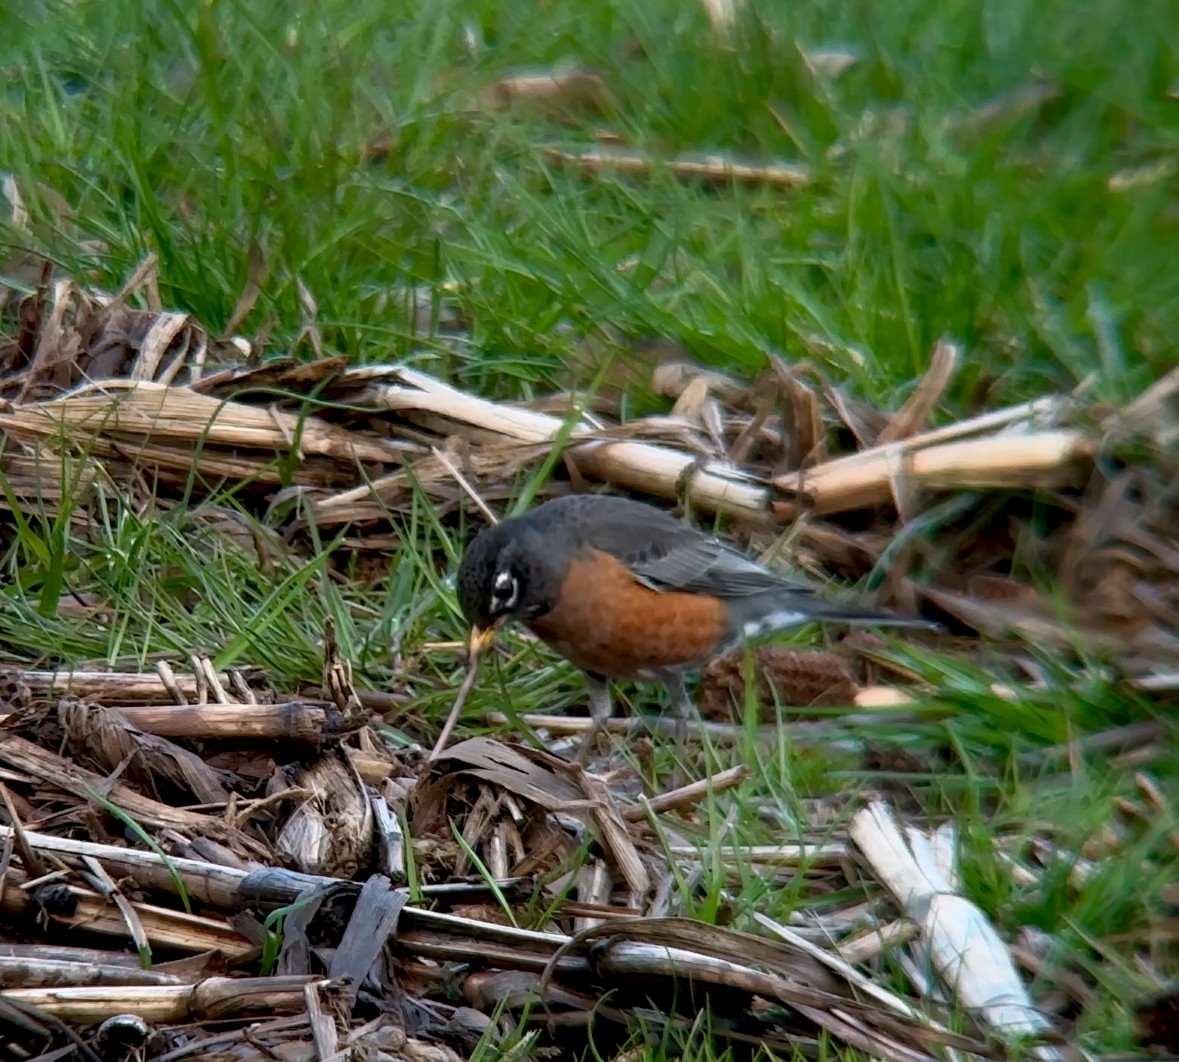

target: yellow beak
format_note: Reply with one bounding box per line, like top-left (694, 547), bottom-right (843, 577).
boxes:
top-left (467, 623), bottom-right (498, 660)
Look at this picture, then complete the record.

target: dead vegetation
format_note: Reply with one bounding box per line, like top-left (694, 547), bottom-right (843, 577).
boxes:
top-left (0, 655), bottom-right (1065, 1062)
top-left (0, 254), bottom-right (1175, 1059)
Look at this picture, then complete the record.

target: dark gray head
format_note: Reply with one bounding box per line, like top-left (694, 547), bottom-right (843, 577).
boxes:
top-left (456, 515), bottom-right (569, 650)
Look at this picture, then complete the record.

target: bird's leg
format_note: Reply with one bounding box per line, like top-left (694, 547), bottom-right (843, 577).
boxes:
top-left (660, 670), bottom-right (700, 787)
top-left (662, 671), bottom-right (698, 748)
top-left (575, 672), bottom-right (613, 764)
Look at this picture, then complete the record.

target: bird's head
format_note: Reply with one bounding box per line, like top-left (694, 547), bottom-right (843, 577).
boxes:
top-left (455, 520), bottom-right (564, 659)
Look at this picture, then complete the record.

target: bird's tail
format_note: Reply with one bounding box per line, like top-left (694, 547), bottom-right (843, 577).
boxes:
top-left (734, 593), bottom-right (942, 641)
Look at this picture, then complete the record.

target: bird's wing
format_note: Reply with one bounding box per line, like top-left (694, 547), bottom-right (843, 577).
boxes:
top-left (570, 496), bottom-right (814, 599)
top-left (555, 495), bottom-right (937, 630)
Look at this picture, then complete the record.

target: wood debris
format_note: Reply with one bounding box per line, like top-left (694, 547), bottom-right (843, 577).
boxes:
top-left (0, 660), bottom-right (1019, 1060)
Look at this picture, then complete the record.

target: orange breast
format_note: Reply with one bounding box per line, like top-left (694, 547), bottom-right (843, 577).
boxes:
top-left (526, 549), bottom-right (730, 679)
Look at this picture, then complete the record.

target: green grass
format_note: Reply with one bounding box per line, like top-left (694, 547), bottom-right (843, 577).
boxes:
top-left (4, 0), bottom-right (1177, 404)
top-left (1, 0), bottom-right (1177, 1057)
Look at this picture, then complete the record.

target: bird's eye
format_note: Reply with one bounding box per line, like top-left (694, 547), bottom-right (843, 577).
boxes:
top-left (490, 568), bottom-right (520, 613)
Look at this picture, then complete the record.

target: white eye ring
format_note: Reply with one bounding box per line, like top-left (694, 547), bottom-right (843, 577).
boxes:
top-left (491, 569), bottom-right (519, 611)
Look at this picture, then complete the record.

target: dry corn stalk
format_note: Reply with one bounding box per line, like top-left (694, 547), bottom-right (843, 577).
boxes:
top-left (0, 379), bottom-right (402, 465)
top-left (849, 799), bottom-right (1061, 1057)
top-left (325, 365), bottom-right (775, 523)
top-left (773, 429), bottom-right (1094, 517)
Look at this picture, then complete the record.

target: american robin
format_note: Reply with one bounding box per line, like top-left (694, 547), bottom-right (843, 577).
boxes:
top-left (456, 493), bottom-right (936, 759)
